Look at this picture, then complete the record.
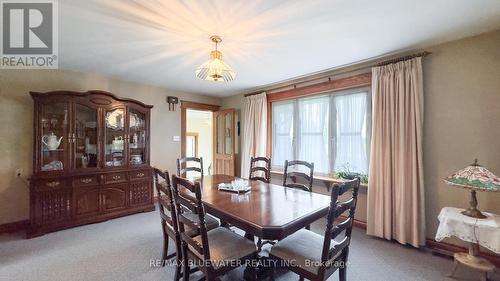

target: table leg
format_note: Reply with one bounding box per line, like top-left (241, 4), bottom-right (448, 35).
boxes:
top-left (447, 259), bottom-right (458, 278)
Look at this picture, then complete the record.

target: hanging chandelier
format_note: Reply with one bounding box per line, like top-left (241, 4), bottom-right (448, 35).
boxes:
top-left (195, 35), bottom-right (236, 82)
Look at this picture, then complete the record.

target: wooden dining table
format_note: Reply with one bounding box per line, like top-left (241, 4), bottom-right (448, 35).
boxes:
top-left (191, 174), bottom-right (332, 241)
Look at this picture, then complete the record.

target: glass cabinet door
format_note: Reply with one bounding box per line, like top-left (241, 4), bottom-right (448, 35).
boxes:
top-left (39, 101), bottom-right (69, 172)
top-left (73, 103), bottom-right (98, 169)
top-left (104, 108), bottom-right (126, 168)
top-left (128, 109), bottom-right (146, 166)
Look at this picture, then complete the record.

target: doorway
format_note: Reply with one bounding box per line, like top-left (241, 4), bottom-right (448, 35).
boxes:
top-left (186, 109), bottom-right (213, 175)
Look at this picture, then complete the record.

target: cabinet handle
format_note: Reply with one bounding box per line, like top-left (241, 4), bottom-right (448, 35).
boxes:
top-left (81, 178), bottom-right (92, 184)
top-left (137, 173), bottom-right (144, 177)
top-left (46, 181), bottom-right (60, 187)
top-left (112, 175), bottom-right (121, 180)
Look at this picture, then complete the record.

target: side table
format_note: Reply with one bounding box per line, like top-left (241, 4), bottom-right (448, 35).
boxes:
top-left (436, 207), bottom-right (499, 281)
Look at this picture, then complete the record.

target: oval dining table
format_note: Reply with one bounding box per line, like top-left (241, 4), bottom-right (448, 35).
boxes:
top-left (185, 174), bottom-right (332, 280)
top-left (190, 174), bottom-right (332, 241)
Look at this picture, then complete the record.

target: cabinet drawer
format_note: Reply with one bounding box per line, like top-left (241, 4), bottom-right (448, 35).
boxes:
top-left (103, 172), bottom-right (127, 184)
top-left (34, 179), bottom-right (66, 190)
top-left (73, 176), bottom-right (99, 187)
top-left (129, 170), bottom-right (151, 180)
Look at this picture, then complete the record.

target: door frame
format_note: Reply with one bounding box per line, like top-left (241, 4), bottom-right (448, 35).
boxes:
top-left (180, 101), bottom-right (220, 159)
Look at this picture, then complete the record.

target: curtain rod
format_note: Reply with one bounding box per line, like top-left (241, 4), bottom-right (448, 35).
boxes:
top-left (244, 51), bottom-right (431, 97)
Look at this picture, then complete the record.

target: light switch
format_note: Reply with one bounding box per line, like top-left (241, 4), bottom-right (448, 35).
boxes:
top-left (173, 135), bottom-right (180, 141)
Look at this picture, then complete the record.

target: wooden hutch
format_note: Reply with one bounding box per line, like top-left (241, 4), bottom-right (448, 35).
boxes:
top-left (29, 90), bottom-right (154, 237)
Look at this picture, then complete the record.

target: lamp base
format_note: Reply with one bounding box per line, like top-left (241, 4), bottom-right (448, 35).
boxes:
top-left (461, 190), bottom-right (487, 219)
top-left (461, 208), bottom-right (487, 219)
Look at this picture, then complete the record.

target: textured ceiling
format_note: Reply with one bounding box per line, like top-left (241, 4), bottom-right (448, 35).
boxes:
top-left (59, 0), bottom-right (500, 96)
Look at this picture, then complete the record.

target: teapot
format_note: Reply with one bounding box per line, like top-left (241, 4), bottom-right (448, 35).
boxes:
top-left (42, 132), bottom-right (63, 150)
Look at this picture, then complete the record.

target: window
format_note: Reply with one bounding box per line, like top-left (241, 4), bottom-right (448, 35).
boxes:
top-left (271, 88), bottom-right (371, 175)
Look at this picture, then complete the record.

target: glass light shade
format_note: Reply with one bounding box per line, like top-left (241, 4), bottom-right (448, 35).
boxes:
top-left (444, 162), bottom-right (500, 192)
top-left (195, 50), bottom-right (237, 82)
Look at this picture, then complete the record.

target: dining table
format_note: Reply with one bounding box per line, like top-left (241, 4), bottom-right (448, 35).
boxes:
top-left (186, 174), bottom-right (332, 280)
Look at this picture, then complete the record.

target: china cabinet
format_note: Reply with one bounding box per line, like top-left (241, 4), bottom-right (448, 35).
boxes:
top-left (29, 90), bottom-right (154, 237)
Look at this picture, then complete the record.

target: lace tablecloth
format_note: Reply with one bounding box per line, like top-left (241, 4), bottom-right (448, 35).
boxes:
top-left (435, 207), bottom-right (500, 254)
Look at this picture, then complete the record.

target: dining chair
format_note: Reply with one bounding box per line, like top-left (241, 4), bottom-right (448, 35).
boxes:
top-left (269, 178), bottom-right (361, 281)
top-left (176, 157), bottom-right (203, 178)
top-left (153, 168), bottom-right (219, 281)
top-left (152, 168), bottom-right (182, 278)
top-left (171, 175), bottom-right (258, 281)
top-left (282, 160), bottom-right (314, 192)
top-left (249, 156), bottom-right (271, 183)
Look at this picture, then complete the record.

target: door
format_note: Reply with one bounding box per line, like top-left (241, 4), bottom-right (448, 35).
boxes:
top-left (38, 99), bottom-right (70, 173)
top-left (103, 106), bottom-right (127, 169)
top-left (213, 109), bottom-right (235, 176)
top-left (71, 99), bottom-right (99, 170)
top-left (101, 185), bottom-right (127, 212)
top-left (74, 188), bottom-right (101, 219)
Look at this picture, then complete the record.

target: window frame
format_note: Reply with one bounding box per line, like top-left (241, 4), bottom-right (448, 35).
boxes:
top-left (266, 73), bottom-right (372, 176)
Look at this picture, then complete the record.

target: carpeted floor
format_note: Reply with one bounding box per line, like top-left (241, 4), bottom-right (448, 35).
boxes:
top-left (0, 211), bottom-right (498, 281)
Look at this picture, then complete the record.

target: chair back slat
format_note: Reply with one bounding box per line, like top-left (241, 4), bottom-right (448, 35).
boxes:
top-left (180, 232), bottom-right (204, 255)
top-left (153, 168), bottom-right (179, 240)
top-left (177, 157), bottom-right (204, 178)
top-left (171, 175), bottom-right (212, 261)
top-left (334, 198), bottom-right (355, 217)
top-left (282, 160), bottom-right (314, 192)
top-left (249, 157), bottom-right (271, 183)
top-left (319, 178), bottom-right (360, 273)
top-left (330, 217), bottom-right (352, 239)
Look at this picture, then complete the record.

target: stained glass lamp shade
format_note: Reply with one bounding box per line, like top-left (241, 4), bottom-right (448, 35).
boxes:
top-left (444, 159), bottom-right (500, 218)
top-left (195, 35), bottom-right (236, 82)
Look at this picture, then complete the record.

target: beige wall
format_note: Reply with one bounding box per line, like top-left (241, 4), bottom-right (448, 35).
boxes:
top-left (222, 30), bottom-right (500, 245)
top-left (0, 70), bottom-right (220, 225)
top-left (186, 110), bottom-right (213, 175)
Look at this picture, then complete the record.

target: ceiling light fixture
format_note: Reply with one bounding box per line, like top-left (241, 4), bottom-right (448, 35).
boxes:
top-left (195, 35), bottom-right (236, 82)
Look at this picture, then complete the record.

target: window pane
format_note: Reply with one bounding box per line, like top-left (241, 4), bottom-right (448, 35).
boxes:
top-left (297, 96), bottom-right (329, 173)
top-left (333, 92), bottom-right (368, 174)
top-left (272, 101), bottom-right (294, 167)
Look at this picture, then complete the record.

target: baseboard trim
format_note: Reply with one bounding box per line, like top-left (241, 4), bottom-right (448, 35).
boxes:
top-left (0, 219), bottom-right (29, 234)
top-left (426, 239), bottom-right (500, 266)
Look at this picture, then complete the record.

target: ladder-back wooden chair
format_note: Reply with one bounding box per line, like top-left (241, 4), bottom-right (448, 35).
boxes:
top-left (171, 175), bottom-right (258, 281)
top-left (176, 157), bottom-right (203, 178)
top-left (153, 168), bottom-right (182, 279)
top-left (269, 178), bottom-right (361, 281)
top-left (282, 160), bottom-right (314, 192)
top-left (249, 157), bottom-right (271, 183)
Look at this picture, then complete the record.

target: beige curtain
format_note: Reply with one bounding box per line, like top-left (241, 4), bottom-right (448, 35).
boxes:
top-left (241, 93), bottom-right (267, 179)
top-left (367, 57), bottom-right (425, 247)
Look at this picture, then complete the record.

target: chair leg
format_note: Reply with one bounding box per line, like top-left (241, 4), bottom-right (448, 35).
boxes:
top-left (182, 245), bottom-right (190, 281)
top-left (339, 266), bottom-right (346, 281)
top-left (174, 255), bottom-right (182, 281)
top-left (162, 234), bottom-right (169, 266)
top-left (257, 238), bottom-right (263, 252)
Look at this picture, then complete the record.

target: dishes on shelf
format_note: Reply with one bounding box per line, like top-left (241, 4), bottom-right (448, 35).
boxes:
top-left (130, 154), bottom-right (143, 165)
top-left (41, 160), bottom-right (63, 171)
top-left (42, 132), bottom-right (63, 151)
top-left (106, 110), bottom-right (124, 130)
top-left (130, 113), bottom-right (144, 129)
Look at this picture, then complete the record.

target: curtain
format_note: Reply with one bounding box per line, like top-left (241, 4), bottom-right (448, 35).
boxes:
top-left (241, 93), bottom-right (268, 179)
top-left (333, 93), bottom-right (368, 174)
top-left (367, 57), bottom-right (425, 247)
top-left (297, 96), bottom-right (330, 173)
top-left (271, 101), bottom-right (294, 168)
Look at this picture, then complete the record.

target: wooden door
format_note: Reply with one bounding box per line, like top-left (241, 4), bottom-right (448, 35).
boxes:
top-left (101, 185), bottom-right (127, 213)
top-left (213, 109), bottom-right (235, 176)
top-left (74, 188), bottom-right (101, 219)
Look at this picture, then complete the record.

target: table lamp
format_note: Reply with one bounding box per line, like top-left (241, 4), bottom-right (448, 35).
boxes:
top-left (444, 159), bottom-right (500, 218)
